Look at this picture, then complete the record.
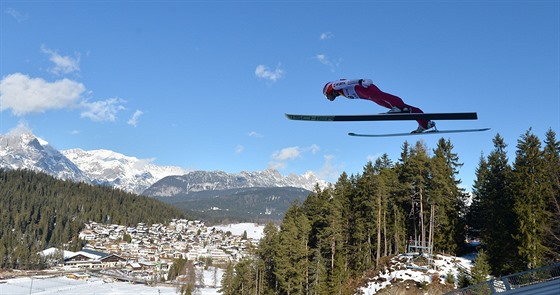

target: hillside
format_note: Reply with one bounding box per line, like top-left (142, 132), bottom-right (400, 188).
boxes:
top-left (0, 169), bottom-right (186, 269)
top-left (157, 186), bottom-right (312, 223)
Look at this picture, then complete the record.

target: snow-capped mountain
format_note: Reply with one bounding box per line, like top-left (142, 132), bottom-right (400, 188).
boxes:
top-left (0, 127), bottom-right (90, 183)
top-left (0, 127), bottom-right (328, 195)
top-left (62, 148), bottom-right (189, 194)
top-left (142, 168), bottom-right (327, 197)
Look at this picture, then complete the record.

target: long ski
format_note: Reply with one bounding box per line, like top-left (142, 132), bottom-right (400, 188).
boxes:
top-left (285, 112), bottom-right (478, 122)
top-left (348, 128), bottom-right (491, 137)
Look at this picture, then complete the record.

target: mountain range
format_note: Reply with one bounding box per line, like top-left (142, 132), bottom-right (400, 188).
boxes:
top-left (0, 127), bottom-right (326, 196)
top-left (143, 169), bottom-right (324, 197)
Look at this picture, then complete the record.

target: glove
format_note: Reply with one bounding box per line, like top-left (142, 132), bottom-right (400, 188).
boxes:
top-left (359, 79), bottom-right (372, 87)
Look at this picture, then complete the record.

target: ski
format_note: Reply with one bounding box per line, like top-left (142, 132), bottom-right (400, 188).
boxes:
top-left (285, 112), bottom-right (478, 122)
top-left (348, 128), bottom-right (491, 137)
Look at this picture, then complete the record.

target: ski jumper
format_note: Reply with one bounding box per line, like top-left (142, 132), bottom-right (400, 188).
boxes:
top-left (329, 79), bottom-right (429, 128)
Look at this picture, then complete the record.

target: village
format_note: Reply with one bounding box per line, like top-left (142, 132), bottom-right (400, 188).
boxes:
top-left (40, 219), bottom-right (259, 284)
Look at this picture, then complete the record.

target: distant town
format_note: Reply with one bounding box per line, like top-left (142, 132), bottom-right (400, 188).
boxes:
top-left (40, 219), bottom-right (259, 284)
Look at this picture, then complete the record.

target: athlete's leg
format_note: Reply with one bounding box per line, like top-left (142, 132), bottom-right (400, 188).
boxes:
top-left (357, 86), bottom-right (429, 127)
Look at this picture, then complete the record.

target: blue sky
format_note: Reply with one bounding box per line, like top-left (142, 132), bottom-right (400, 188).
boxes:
top-left (1, 0), bottom-right (558, 191)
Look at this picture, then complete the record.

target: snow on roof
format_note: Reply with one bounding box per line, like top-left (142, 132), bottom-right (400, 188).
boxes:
top-left (78, 248), bottom-right (110, 259)
top-left (40, 247), bottom-right (77, 260)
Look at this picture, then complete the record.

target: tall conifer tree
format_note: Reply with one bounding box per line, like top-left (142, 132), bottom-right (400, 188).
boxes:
top-left (542, 129), bottom-right (560, 261)
top-left (408, 142), bottom-right (431, 247)
top-left (351, 162), bottom-right (377, 273)
top-left (512, 129), bottom-right (548, 269)
top-left (479, 134), bottom-right (520, 275)
top-left (430, 139), bottom-right (464, 254)
top-left (468, 155), bottom-right (488, 241)
top-left (274, 202), bottom-right (310, 295)
top-left (257, 222), bottom-right (280, 294)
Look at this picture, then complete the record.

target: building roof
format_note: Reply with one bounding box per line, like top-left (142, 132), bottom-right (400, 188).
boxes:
top-left (77, 248), bottom-right (110, 259)
top-left (40, 247), bottom-right (77, 260)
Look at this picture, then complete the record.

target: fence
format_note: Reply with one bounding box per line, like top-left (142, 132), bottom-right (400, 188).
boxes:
top-left (445, 263), bottom-right (560, 295)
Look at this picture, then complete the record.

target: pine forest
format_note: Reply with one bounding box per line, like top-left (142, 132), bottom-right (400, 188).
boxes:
top-left (220, 128), bottom-right (559, 295)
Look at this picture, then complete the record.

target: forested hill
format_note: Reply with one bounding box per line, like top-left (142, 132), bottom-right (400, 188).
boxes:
top-left (0, 169), bottom-right (186, 269)
top-left (220, 129), bottom-right (560, 295)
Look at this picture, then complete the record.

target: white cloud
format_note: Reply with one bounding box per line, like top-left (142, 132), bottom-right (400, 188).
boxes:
top-left (268, 146), bottom-right (300, 170)
top-left (315, 54), bottom-right (339, 72)
top-left (0, 73), bottom-right (85, 115)
top-left (308, 144), bottom-right (320, 154)
top-left (272, 146), bottom-right (301, 161)
top-left (315, 154), bottom-right (342, 181)
top-left (248, 131), bottom-right (263, 138)
top-left (235, 145), bottom-right (245, 154)
top-left (41, 45), bottom-right (80, 75)
top-left (127, 109), bottom-right (143, 127)
top-left (319, 32), bottom-right (333, 40)
top-left (6, 121), bottom-right (32, 137)
top-left (316, 54), bottom-right (327, 64)
top-left (5, 8), bottom-right (28, 23)
top-left (80, 98), bottom-right (126, 122)
top-left (255, 64), bottom-right (284, 82)
top-left (269, 144), bottom-right (320, 170)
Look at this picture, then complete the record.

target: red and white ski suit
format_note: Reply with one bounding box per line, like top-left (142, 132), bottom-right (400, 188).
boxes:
top-left (329, 79), bottom-right (429, 128)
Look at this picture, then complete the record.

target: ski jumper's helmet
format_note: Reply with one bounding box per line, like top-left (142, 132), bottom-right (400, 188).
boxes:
top-left (323, 82), bottom-right (337, 101)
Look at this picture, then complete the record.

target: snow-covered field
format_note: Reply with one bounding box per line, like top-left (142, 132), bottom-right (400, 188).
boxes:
top-left (0, 267), bottom-right (223, 295)
top-left (1, 275), bottom-right (178, 295)
top-left (213, 223), bottom-right (265, 240)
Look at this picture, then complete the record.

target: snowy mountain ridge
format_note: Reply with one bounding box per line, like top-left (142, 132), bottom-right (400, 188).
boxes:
top-left (0, 127), bottom-right (90, 183)
top-left (61, 148), bottom-right (189, 194)
top-left (0, 128), bottom-right (326, 194)
top-left (142, 169), bottom-right (326, 197)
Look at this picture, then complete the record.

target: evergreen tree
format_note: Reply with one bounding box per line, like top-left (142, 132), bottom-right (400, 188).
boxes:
top-left (479, 134), bottom-right (521, 275)
top-left (457, 270), bottom-right (472, 288)
top-left (470, 249), bottom-right (491, 284)
top-left (350, 161), bottom-right (379, 273)
top-left (407, 142), bottom-right (431, 247)
top-left (331, 172), bottom-right (355, 284)
top-left (512, 129), bottom-right (549, 269)
top-left (256, 222), bottom-right (280, 294)
top-left (274, 202), bottom-right (310, 294)
top-left (374, 154), bottom-right (401, 256)
top-left (231, 258), bottom-right (256, 295)
top-left (429, 138), bottom-right (464, 254)
top-left (395, 141), bottom-right (418, 243)
top-left (303, 186), bottom-right (346, 294)
top-left (468, 154), bottom-right (488, 241)
top-left (219, 262), bottom-right (235, 295)
top-left (542, 129), bottom-right (560, 261)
